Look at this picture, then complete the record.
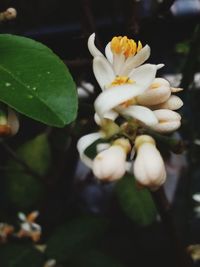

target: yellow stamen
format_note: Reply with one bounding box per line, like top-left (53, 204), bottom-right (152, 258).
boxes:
top-left (111, 36), bottom-right (143, 58)
top-left (110, 76), bottom-right (134, 87)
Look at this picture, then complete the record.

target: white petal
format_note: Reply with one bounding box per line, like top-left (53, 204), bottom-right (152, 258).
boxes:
top-left (156, 64), bottom-right (165, 70)
top-left (113, 53), bottom-right (126, 75)
top-left (21, 222), bottom-right (31, 232)
top-left (77, 132), bottom-right (103, 168)
top-left (18, 212), bottom-right (26, 221)
top-left (129, 64), bottom-right (157, 88)
top-left (93, 56), bottom-right (115, 90)
top-left (105, 42), bottom-right (113, 64)
top-left (32, 222), bottom-right (42, 231)
top-left (121, 45), bottom-right (150, 76)
top-left (119, 105), bottom-right (158, 126)
top-left (87, 33), bottom-right (103, 57)
top-left (95, 84), bottom-right (145, 118)
top-left (94, 110), bottom-right (118, 125)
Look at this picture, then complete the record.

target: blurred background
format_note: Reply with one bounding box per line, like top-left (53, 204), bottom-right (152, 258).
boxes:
top-left (0, 0), bottom-right (200, 267)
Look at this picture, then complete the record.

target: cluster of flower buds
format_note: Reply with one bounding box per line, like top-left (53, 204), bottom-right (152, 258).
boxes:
top-left (77, 33), bottom-right (183, 190)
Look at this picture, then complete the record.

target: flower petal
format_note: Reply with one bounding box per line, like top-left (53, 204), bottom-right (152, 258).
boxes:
top-left (18, 212), bottom-right (26, 221)
top-left (105, 42), bottom-right (113, 64)
top-left (119, 105), bottom-right (158, 126)
top-left (93, 56), bottom-right (115, 90)
top-left (77, 132), bottom-right (104, 168)
top-left (120, 45), bottom-right (150, 76)
top-left (88, 33), bottom-right (103, 57)
top-left (95, 83), bottom-right (146, 118)
top-left (129, 64), bottom-right (157, 88)
top-left (94, 110), bottom-right (118, 125)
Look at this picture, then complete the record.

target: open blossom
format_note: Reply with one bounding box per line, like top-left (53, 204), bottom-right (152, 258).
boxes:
top-left (88, 33), bottom-right (162, 127)
top-left (17, 211), bottom-right (41, 242)
top-left (133, 135), bottom-right (166, 190)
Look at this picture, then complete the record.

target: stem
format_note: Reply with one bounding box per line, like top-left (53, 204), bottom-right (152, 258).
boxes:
top-left (151, 186), bottom-right (193, 267)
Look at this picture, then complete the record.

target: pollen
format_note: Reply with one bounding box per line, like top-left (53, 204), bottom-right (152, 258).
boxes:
top-left (110, 76), bottom-right (134, 87)
top-left (111, 36), bottom-right (143, 58)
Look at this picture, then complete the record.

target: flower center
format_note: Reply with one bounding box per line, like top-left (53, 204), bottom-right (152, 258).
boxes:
top-left (111, 36), bottom-right (142, 58)
top-left (110, 76), bottom-right (134, 87)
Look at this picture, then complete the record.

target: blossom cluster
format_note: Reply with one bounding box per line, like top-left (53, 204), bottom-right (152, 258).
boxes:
top-left (77, 33), bottom-right (183, 190)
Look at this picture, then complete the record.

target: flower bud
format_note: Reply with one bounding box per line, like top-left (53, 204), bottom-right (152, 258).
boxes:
top-left (135, 78), bottom-right (171, 106)
top-left (150, 95), bottom-right (183, 110)
top-left (4, 8), bottom-right (17, 20)
top-left (93, 138), bottom-right (131, 181)
top-left (133, 135), bottom-right (166, 190)
top-left (150, 109), bottom-right (181, 133)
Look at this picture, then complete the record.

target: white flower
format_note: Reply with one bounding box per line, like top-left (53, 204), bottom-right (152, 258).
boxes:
top-left (17, 211), bottom-right (41, 242)
top-left (93, 138), bottom-right (131, 181)
top-left (133, 135), bottom-right (166, 190)
top-left (150, 109), bottom-right (181, 133)
top-left (88, 33), bottom-right (162, 127)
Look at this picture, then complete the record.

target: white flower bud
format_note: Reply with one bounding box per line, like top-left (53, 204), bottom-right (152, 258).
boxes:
top-left (150, 109), bottom-right (181, 133)
top-left (136, 78), bottom-right (171, 106)
top-left (133, 135), bottom-right (166, 190)
top-left (150, 95), bottom-right (183, 110)
top-left (93, 138), bottom-right (131, 181)
top-left (4, 8), bottom-right (17, 20)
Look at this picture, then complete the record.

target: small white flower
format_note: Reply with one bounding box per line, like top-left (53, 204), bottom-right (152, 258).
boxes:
top-left (17, 211), bottom-right (41, 242)
top-left (133, 135), bottom-right (166, 190)
top-left (150, 109), bottom-right (181, 133)
top-left (93, 138), bottom-right (131, 181)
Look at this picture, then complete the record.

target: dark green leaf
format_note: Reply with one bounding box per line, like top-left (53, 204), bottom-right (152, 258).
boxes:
top-left (5, 133), bottom-right (51, 209)
top-left (46, 216), bottom-right (109, 262)
top-left (69, 249), bottom-right (125, 267)
top-left (0, 243), bottom-right (45, 267)
top-left (0, 34), bottom-right (77, 127)
top-left (115, 174), bottom-right (157, 226)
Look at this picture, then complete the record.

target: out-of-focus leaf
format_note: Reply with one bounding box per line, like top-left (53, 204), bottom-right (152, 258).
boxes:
top-left (175, 42), bottom-right (190, 54)
top-left (46, 216), bottom-right (109, 262)
top-left (115, 174), bottom-right (157, 226)
top-left (69, 249), bottom-right (125, 267)
top-left (0, 34), bottom-right (77, 127)
top-left (5, 133), bottom-right (51, 209)
top-left (0, 243), bottom-right (45, 267)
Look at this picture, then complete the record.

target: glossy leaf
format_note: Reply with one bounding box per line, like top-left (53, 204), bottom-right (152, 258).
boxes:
top-left (0, 243), bottom-right (44, 267)
top-left (70, 249), bottom-right (125, 267)
top-left (46, 216), bottom-right (109, 262)
top-left (0, 34), bottom-right (77, 127)
top-left (5, 133), bottom-right (51, 209)
top-left (115, 175), bottom-right (157, 226)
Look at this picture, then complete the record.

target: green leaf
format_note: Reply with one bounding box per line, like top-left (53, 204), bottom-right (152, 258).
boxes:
top-left (46, 216), bottom-right (109, 262)
top-left (115, 175), bottom-right (157, 226)
top-left (0, 34), bottom-right (77, 127)
top-left (5, 133), bottom-right (51, 209)
top-left (69, 249), bottom-right (125, 267)
top-left (0, 243), bottom-right (45, 267)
